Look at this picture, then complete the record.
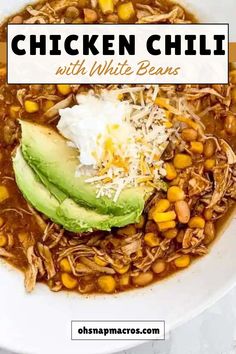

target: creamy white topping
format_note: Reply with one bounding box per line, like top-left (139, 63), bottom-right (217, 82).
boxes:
top-left (57, 86), bottom-right (172, 201)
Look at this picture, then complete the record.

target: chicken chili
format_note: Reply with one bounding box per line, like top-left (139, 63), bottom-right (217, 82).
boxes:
top-left (0, 0), bottom-right (235, 295)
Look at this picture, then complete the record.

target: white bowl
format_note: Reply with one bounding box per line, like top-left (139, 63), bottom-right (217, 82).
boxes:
top-left (0, 2), bottom-right (236, 354)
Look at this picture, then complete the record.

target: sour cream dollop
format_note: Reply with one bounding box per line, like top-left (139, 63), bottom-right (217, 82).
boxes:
top-left (57, 93), bottom-right (132, 166)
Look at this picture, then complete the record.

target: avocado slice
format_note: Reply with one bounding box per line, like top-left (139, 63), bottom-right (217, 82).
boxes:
top-left (20, 120), bottom-right (151, 216)
top-left (13, 148), bottom-right (141, 232)
top-left (13, 148), bottom-right (62, 226)
top-left (34, 167), bottom-right (67, 204)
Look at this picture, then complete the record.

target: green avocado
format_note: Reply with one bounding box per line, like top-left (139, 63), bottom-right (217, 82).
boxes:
top-left (13, 148), bottom-right (62, 226)
top-left (20, 120), bottom-right (151, 216)
top-left (13, 148), bottom-right (141, 232)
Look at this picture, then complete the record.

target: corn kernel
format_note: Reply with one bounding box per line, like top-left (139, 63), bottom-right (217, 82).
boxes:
top-left (117, 224), bottom-right (136, 236)
top-left (43, 100), bottom-right (55, 112)
top-left (173, 153), bottom-right (192, 169)
top-left (155, 97), bottom-right (170, 109)
top-left (120, 273), bottom-right (130, 286)
top-left (204, 208), bottom-right (213, 221)
top-left (165, 110), bottom-right (172, 119)
top-left (188, 216), bottom-right (205, 229)
top-left (98, 275), bottom-right (116, 293)
top-left (165, 121), bottom-right (173, 128)
top-left (144, 232), bottom-right (160, 247)
top-left (152, 210), bottom-right (176, 223)
top-left (0, 186), bottom-right (9, 203)
top-left (59, 258), bottom-right (72, 273)
top-left (98, 0), bottom-right (114, 14)
top-left (174, 255), bottom-right (191, 268)
top-left (163, 228), bottom-right (178, 239)
top-left (164, 162), bottom-right (177, 180)
top-left (0, 233), bottom-right (7, 247)
top-left (114, 264), bottom-right (130, 274)
top-left (158, 221), bottom-right (176, 231)
top-left (153, 199), bottom-right (170, 213)
top-left (24, 100), bottom-right (39, 113)
top-left (9, 105), bottom-right (21, 119)
top-left (190, 141), bottom-right (203, 154)
top-left (57, 84), bottom-right (71, 96)
top-left (167, 186), bottom-right (185, 202)
top-left (94, 255), bottom-right (108, 267)
top-left (176, 116), bottom-right (199, 130)
top-left (135, 215), bottom-right (145, 229)
top-left (204, 159), bottom-right (216, 171)
top-left (61, 273), bottom-right (78, 289)
top-left (118, 2), bottom-right (135, 21)
top-left (117, 93), bottom-right (124, 100)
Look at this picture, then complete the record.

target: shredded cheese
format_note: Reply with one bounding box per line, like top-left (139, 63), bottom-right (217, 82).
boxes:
top-left (58, 85), bottom-right (173, 201)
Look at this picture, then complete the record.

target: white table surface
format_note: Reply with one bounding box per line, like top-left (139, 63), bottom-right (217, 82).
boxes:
top-left (1, 285), bottom-right (236, 354)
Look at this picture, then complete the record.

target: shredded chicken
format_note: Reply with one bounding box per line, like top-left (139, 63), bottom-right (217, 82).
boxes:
top-left (44, 94), bottom-right (73, 118)
top-left (0, 248), bottom-right (15, 258)
top-left (24, 246), bottom-right (44, 292)
top-left (37, 243), bottom-right (56, 279)
top-left (138, 7), bottom-right (182, 23)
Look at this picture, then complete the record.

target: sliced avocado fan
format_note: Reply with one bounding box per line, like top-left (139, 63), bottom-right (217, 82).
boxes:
top-left (13, 148), bottom-right (141, 233)
top-left (20, 120), bottom-right (152, 216)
